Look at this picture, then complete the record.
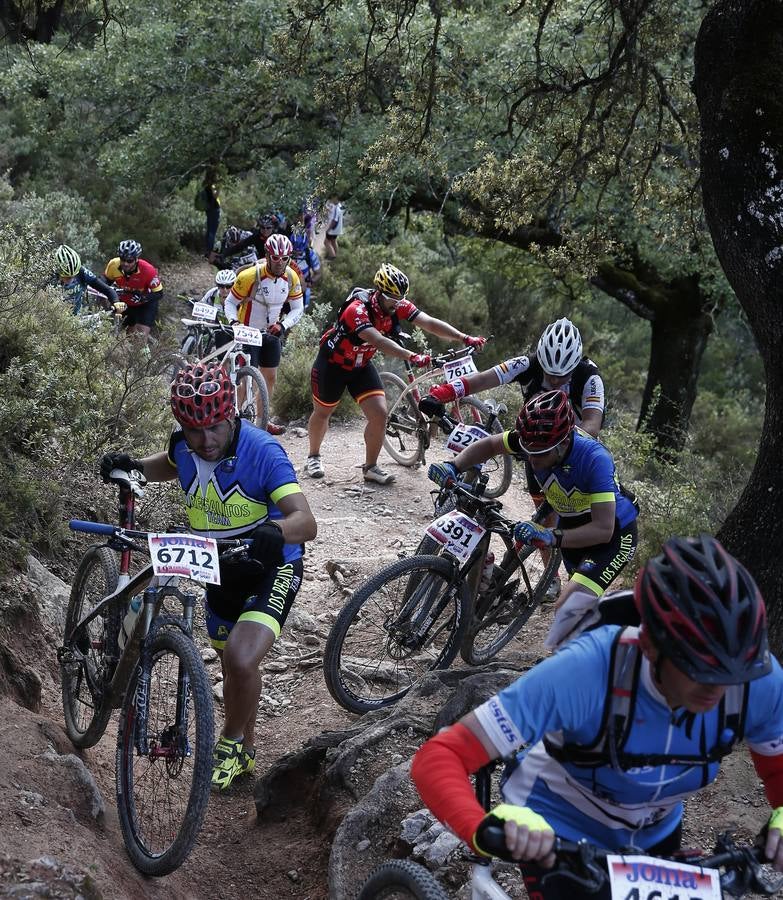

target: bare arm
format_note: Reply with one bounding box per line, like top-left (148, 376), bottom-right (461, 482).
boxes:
top-left (274, 491), bottom-right (317, 544)
top-left (452, 432), bottom-right (508, 470)
top-left (362, 326), bottom-right (420, 362)
top-left (139, 451), bottom-right (179, 482)
top-left (559, 500), bottom-right (615, 548)
top-left (580, 408), bottom-right (602, 438)
top-left (414, 310), bottom-right (466, 343)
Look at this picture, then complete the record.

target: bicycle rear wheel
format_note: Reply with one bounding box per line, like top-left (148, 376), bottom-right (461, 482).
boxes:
top-left (358, 860), bottom-right (448, 899)
top-left (461, 541), bottom-right (559, 665)
top-left (60, 546), bottom-right (121, 748)
top-left (381, 371), bottom-right (424, 466)
top-left (454, 396), bottom-right (512, 499)
top-left (116, 627), bottom-right (214, 876)
top-left (236, 365), bottom-right (270, 430)
top-left (323, 555), bottom-right (470, 714)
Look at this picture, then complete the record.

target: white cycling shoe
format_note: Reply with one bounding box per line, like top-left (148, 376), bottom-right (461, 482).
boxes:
top-left (363, 464), bottom-right (396, 485)
top-left (305, 455), bottom-right (325, 479)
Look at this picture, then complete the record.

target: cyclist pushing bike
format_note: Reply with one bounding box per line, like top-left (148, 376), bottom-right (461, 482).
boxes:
top-left (99, 361), bottom-right (317, 791)
top-left (104, 239), bottom-right (164, 342)
top-left (429, 390), bottom-right (638, 649)
top-left (412, 534), bottom-right (783, 897)
top-left (225, 233), bottom-right (304, 436)
top-left (306, 262), bottom-right (486, 484)
top-left (53, 244), bottom-right (117, 314)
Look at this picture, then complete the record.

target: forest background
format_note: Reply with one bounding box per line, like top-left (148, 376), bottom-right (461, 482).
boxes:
top-left (0, 0), bottom-right (780, 644)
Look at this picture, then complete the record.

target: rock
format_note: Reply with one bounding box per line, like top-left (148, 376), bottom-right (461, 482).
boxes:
top-left (201, 647), bottom-right (218, 663)
top-left (40, 745), bottom-right (105, 823)
top-left (265, 660), bottom-right (288, 673)
top-left (287, 869), bottom-right (300, 882)
top-left (291, 427), bottom-right (308, 438)
top-left (26, 556), bottom-right (69, 634)
top-left (418, 829), bottom-right (461, 866)
top-left (356, 838), bottom-right (370, 851)
top-left (400, 809), bottom-right (432, 844)
top-left (213, 682), bottom-right (224, 702)
top-left (289, 609), bottom-right (318, 633)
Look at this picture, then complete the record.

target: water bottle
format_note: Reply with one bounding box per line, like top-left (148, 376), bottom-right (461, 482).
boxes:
top-left (118, 594), bottom-right (143, 650)
top-left (479, 551), bottom-right (495, 594)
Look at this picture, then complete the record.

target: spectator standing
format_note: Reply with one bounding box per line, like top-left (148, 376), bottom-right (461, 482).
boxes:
top-left (197, 168), bottom-right (221, 256)
top-left (323, 194), bottom-right (344, 259)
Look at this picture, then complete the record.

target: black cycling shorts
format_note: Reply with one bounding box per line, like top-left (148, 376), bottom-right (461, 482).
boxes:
top-left (243, 332), bottom-right (282, 369)
top-left (562, 518), bottom-right (638, 595)
top-left (310, 346), bottom-right (384, 408)
top-left (204, 557), bottom-right (303, 648)
top-left (123, 296), bottom-right (159, 329)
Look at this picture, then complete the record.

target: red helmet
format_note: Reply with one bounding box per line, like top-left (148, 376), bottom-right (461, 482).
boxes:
top-left (170, 362), bottom-right (236, 428)
top-left (515, 390), bottom-right (575, 453)
top-left (634, 535), bottom-right (771, 685)
top-left (265, 233), bottom-right (293, 260)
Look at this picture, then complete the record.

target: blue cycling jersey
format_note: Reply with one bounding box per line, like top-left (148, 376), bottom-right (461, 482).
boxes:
top-left (505, 431), bottom-right (638, 529)
top-left (474, 626), bottom-right (783, 850)
top-left (167, 420), bottom-right (303, 563)
top-left (56, 266), bottom-right (115, 314)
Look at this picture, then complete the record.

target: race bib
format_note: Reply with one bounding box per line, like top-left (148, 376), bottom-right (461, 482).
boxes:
top-left (232, 324), bottom-right (264, 346)
top-left (606, 855), bottom-right (721, 900)
top-left (425, 511), bottom-right (486, 563)
top-left (148, 533), bottom-right (220, 585)
top-left (445, 423), bottom-right (489, 454)
top-left (192, 302), bottom-right (218, 321)
top-left (443, 355), bottom-right (478, 383)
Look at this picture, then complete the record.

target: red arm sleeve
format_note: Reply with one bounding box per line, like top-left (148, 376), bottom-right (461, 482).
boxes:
top-left (751, 750), bottom-right (783, 808)
top-left (410, 722), bottom-right (491, 847)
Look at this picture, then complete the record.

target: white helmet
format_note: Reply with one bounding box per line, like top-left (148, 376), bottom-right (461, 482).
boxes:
top-left (215, 269), bottom-right (237, 287)
top-left (537, 318), bottom-right (583, 376)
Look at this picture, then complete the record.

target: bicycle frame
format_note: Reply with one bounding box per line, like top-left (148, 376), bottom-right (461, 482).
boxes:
top-left (385, 347), bottom-right (476, 422)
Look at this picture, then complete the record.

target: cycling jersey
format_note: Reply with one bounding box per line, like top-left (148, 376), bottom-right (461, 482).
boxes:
top-left (320, 288), bottom-right (421, 371)
top-left (199, 286), bottom-right (229, 323)
top-left (292, 246), bottom-right (321, 285)
top-left (219, 228), bottom-right (259, 271)
top-left (56, 267), bottom-right (117, 314)
top-left (104, 257), bottom-right (163, 306)
top-left (226, 260), bottom-right (304, 333)
top-left (503, 430), bottom-right (637, 528)
top-left (166, 419), bottom-right (303, 563)
top-left (474, 625), bottom-right (783, 850)
top-left (493, 356), bottom-right (604, 422)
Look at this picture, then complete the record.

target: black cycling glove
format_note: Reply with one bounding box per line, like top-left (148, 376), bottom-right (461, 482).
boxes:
top-left (100, 452), bottom-right (145, 484)
top-left (251, 521), bottom-right (285, 567)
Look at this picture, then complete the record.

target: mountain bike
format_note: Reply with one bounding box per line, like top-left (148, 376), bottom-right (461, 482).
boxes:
top-left (179, 296), bottom-right (221, 358)
top-left (360, 762), bottom-right (783, 899)
top-left (84, 286), bottom-right (127, 336)
top-left (380, 343), bottom-right (512, 499)
top-left (323, 478), bottom-right (559, 714)
top-left (59, 467), bottom-right (250, 875)
top-left (189, 322), bottom-right (270, 429)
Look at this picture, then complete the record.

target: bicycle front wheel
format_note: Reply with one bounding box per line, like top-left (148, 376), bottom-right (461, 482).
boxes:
top-left (454, 396), bottom-right (512, 499)
top-left (461, 542), bottom-right (560, 665)
top-left (381, 371), bottom-right (424, 466)
top-left (236, 365), bottom-right (270, 430)
top-left (116, 627), bottom-right (214, 876)
top-left (61, 546), bottom-right (121, 748)
top-left (323, 555), bottom-right (470, 714)
top-left (358, 860), bottom-right (448, 899)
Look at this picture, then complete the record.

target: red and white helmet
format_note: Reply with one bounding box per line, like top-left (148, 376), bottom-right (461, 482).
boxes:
top-left (170, 362), bottom-right (236, 428)
top-left (515, 389), bottom-right (575, 453)
top-left (265, 233), bottom-right (293, 260)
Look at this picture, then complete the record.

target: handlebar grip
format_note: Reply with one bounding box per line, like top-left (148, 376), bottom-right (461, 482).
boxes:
top-left (69, 520), bottom-right (116, 535)
top-left (476, 824), bottom-right (513, 860)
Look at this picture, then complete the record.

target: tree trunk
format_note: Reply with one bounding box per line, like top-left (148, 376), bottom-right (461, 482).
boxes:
top-left (694, 0), bottom-right (783, 649)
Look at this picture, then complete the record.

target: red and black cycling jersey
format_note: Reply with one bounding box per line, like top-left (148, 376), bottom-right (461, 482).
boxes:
top-left (104, 257), bottom-right (163, 306)
top-left (320, 288), bottom-right (420, 371)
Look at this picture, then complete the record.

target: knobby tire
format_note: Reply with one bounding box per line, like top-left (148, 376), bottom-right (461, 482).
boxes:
top-left (236, 365), bottom-right (270, 430)
top-left (116, 627), bottom-right (214, 876)
top-left (358, 859), bottom-right (449, 899)
top-left (381, 371), bottom-right (423, 466)
top-left (61, 546), bottom-right (121, 749)
top-left (454, 396), bottom-right (512, 499)
top-left (323, 555), bottom-right (470, 714)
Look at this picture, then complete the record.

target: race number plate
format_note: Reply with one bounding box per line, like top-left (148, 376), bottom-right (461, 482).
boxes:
top-left (232, 324), bottom-right (264, 346)
top-left (192, 302), bottom-right (218, 321)
top-left (606, 855), bottom-right (721, 900)
top-left (445, 423), bottom-right (489, 454)
top-left (148, 533), bottom-right (221, 585)
top-left (443, 355), bottom-right (478, 383)
top-left (425, 511), bottom-right (486, 563)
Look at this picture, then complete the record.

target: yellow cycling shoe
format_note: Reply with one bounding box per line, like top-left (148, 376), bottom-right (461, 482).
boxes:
top-left (211, 737), bottom-right (255, 792)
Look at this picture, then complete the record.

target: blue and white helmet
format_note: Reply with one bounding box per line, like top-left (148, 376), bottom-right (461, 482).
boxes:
top-left (537, 318), bottom-right (583, 376)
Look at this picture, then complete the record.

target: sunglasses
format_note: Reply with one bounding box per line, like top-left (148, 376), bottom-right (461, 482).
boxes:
top-left (174, 382), bottom-right (221, 399)
top-left (119, 255), bottom-right (138, 263)
top-left (522, 436), bottom-right (568, 456)
top-left (268, 254), bottom-right (290, 264)
top-left (380, 291), bottom-right (404, 304)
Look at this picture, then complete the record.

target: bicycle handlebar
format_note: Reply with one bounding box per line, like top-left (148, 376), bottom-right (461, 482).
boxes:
top-left (69, 520), bottom-right (115, 535)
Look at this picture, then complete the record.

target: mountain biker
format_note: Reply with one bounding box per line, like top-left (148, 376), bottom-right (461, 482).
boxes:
top-left (290, 229), bottom-right (321, 308)
top-left (224, 233), bottom-right (304, 436)
top-left (411, 534), bottom-right (783, 896)
top-left (305, 263), bottom-right (487, 484)
top-left (211, 225), bottom-right (259, 273)
top-left (428, 390), bottom-right (638, 648)
top-left (198, 269), bottom-right (236, 351)
top-left (216, 213), bottom-right (281, 264)
top-left (98, 361), bottom-right (317, 792)
top-left (103, 239), bottom-right (163, 341)
top-left (53, 244), bottom-right (117, 314)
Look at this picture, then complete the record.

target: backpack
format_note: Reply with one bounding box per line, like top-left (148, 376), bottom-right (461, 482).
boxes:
top-left (194, 187), bottom-right (209, 212)
top-left (322, 289), bottom-right (401, 352)
top-left (543, 627), bottom-right (747, 779)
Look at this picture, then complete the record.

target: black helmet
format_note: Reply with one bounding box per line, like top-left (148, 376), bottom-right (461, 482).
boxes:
top-left (118, 239), bottom-right (142, 260)
top-left (634, 535), bottom-right (771, 685)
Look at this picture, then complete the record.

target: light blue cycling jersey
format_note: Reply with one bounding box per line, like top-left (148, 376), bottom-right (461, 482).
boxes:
top-left (474, 625), bottom-right (783, 850)
top-left (167, 419), bottom-right (303, 563)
